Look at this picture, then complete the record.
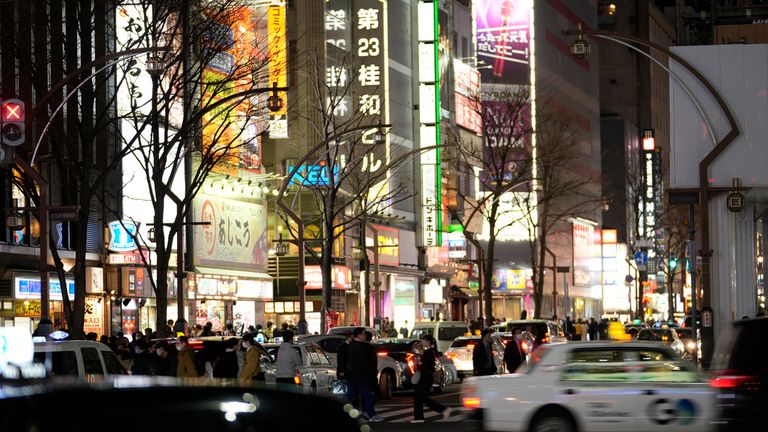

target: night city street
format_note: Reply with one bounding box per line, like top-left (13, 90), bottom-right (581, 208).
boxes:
top-left (0, 0), bottom-right (767, 431)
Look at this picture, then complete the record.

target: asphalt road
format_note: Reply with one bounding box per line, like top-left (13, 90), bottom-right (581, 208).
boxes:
top-left (369, 384), bottom-right (479, 431)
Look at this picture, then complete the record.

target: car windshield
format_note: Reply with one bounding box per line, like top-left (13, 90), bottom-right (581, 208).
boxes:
top-left (506, 323), bottom-right (548, 340)
top-left (450, 338), bottom-right (479, 348)
top-left (438, 327), bottom-right (468, 341)
top-left (637, 330), bottom-right (673, 341)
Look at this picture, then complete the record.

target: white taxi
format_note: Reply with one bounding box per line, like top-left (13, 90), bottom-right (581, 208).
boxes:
top-left (461, 342), bottom-right (714, 432)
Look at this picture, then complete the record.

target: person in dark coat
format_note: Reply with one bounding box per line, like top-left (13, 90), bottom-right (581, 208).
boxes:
top-left (336, 333), bottom-right (352, 379)
top-left (345, 327), bottom-right (381, 422)
top-left (411, 335), bottom-right (451, 423)
top-left (588, 317), bottom-right (599, 341)
top-left (503, 329), bottom-right (527, 373)
top-left (213, 338), bottom-right (240, 378)
top-left (154, 341), bottom-right (177, 376)
top-left (130, 339), bottom-right (157, 376)
top-left (472, 329), bottom-right (496, 376)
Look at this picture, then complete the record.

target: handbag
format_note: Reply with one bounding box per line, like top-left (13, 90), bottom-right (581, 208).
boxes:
top-left (332, 378), bottom-right (349, 395)
top-left (410, 370), bottom-right (421, 385)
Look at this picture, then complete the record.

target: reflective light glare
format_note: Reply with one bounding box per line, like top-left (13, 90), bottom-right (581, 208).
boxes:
top-left (220, 401), bottom-right (257, 414)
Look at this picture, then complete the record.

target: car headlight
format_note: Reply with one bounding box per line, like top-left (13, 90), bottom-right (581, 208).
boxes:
top-left (686, 341), bottom-right (696, 350)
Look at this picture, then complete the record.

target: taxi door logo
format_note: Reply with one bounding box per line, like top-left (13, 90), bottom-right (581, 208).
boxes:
top-left (648, 398), bottom-right (697, 426)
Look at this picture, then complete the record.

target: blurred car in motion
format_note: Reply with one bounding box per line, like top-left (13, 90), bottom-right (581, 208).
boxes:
top-left (372, 338), bottom-right (448, 393)
top-left (298, 334), bottom-right (404, 399)
top-left (409, 321), bottom-right (471, 353)
top-left (328, 326), bottom-right (380, 339)
top-left (261, 342), bottom-right (335, 393)
top-left (0, 377), bottom-right (365, 432)
top-left (462, 342), bottom-right (714, 432)
top-left (675, 328), bottom-right (700, 360)
top-left (636, 328), bottom-right (686, 357)
top-left (502, 320), bottom-right (568, 349)
top-left (710, 317), bottom-right (767, 430)
top-left (445, 336), bottom-right (505, 379)
top-left (33, 340), bottom-right (126, 377)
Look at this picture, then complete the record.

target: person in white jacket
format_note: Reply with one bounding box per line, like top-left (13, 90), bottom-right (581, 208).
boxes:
top-left (275, 330), bottom-right (302, 385)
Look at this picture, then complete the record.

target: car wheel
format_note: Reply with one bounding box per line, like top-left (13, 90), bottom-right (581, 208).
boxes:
top-left (531, 409), bottom-right (574, 432)
top-left (379, 372), bottom-right (393, 400)
top-left (434, 373), bottom-right (446, 393)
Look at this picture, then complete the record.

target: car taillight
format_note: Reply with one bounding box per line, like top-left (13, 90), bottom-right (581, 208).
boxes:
top-left (710, 373), bottom-right (759, 390)
top-left (543, 333), bottom-right (550, 343)
top-left (294, 375), bottom-right (301, 385)
top-left (377, 351), bottom-right (388, 356)
top-left (445, 352), bottom-right (457, 359)
top-left (406, 353), bottom-right (415, 374)
top-left (188, 340), bottom-right (203, 349)
top-left (462, 385), bottom-right (480, 409)
top-left (521, 341), bottom-right (529, 353)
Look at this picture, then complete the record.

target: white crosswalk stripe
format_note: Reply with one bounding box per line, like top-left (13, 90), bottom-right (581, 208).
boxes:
top-left (372, 405), bottom-right (468, 423)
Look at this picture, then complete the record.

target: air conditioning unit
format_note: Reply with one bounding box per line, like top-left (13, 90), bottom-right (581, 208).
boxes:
top-left (6, 216), bottom-right (24, 229)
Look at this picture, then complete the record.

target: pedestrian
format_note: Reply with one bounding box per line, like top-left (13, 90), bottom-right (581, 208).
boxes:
top-left (274, 322), bottom-right (289, 340)
top-left (336, 332), bottom-right (353, 380)
top-left (154, 341), bottom-right (177, 376)
top-left (223, 323), bottom-right (235, 336)
top-left (167, 319), bottom-right (175, 334)
top-left (411, 335), bottom-right (452, 424)
top-left (503, 328), bottom-right (526, 373)
top-left (520, 309), bottom-right (528, 320)
top-left (345, 327), bottom-right (382, 422)
top-left (588, 317), bottom-right (598, 341)
top-left (239, 333), bottom-right (264, 381)
top-left (213, 338), bottom-right (240, 378)
top-left (201, 322), bottom-right (214, 337)
top-left (255, 324), bottom-right (266, 343)
top-left (130, 339), bottom-right (157, 376)
top-left (265, 321), bottom-right (274, 340)
top-left (275, 330), bottom-right (302, 385)
top-left (176, 336), bottom-right (199, 377)
top-left (472, 329), bottom-right (496, 376)
top-left (399, 320), bottom-right (410, 339)
top-left (144, 327), bottom-right (154, 340)
top-left (172, 318), bottom-right (187, 336)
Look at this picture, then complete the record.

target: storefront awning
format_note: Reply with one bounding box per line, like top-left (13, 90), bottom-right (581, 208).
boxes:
top-left (194, 267), bottom-right (272, 281)
top-left (426, 264), bottom-right (457, 278)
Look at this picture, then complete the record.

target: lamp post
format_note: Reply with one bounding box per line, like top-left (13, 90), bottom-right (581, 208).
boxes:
top-left (562, 25), bottom-right (739, 367)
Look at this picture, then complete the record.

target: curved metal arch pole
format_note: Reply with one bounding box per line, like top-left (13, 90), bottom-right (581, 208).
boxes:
top-left (593, 34), bottom-right (717, 146)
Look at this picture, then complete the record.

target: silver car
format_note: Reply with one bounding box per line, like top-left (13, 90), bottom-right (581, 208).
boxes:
top-left (299, 334), bottom-right (404, 399)
top-left (445, 336), bottom-right (506, 378)
top-left (262, 342), bottom-right (336, 394)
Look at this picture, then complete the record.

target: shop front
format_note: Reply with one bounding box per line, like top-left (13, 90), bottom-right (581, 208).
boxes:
top-left (491, 268), bottom-right (532, 321)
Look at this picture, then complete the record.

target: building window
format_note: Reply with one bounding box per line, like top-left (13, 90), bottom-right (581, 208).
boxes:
top-left (598, 2), bottom-right (617, 26)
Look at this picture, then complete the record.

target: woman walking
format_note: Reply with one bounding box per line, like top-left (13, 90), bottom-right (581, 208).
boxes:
top-left (411, 335), bottom-right (452, 423)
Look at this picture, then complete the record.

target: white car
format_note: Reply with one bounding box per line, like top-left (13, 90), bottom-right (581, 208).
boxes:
top-left (298, 334), bottom-right (405, 399)
top-left (445, 336), bottom-right (505, 378)
top-left (462, 342), bottom-right (714, 432)
top-left (262, 342), bottom-right (336, 393)
top-left (33, 340), bottom-right (127, 377)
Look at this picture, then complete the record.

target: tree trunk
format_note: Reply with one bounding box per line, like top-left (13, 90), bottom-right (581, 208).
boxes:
top-left (361, 225), bottom-right (371, 326)
top-left (482, 200), bottom-right (501, 325)
top-left (321, 197), bottom-right (335, 333)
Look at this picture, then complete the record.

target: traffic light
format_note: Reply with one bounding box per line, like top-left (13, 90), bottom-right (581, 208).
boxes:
top-left (1, 99), bottom-right (25, 147)
top-left (669, 257), bottom-right (678, 269)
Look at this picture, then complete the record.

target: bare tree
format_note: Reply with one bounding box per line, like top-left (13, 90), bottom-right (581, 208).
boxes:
top-left (112, 0), bottom-right (273, 336)
top-left (279, 50), bottom-right (419, 331)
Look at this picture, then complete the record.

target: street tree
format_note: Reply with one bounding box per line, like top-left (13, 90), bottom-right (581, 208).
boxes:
top-left (277, 50), bottom-right (416, 331)
top-left (111, 0), bottom-right (273, 336)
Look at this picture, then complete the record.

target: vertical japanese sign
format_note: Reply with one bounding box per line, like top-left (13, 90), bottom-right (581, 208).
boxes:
top-left (325, 0), bottom-right (353, 122)
top-left (116, 3), bottom-right (153, 116)
top-left (268, 1), bottom-right (288, 139)
top-left (352, 0), bottom-right (390, 177)
top-left (418, 0), bottom-right (441, 247)
top-left (474, 0), bottom-right (532, 85)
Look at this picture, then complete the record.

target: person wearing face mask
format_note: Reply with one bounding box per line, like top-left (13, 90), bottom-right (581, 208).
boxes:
top-left (130, 339), bottom-right (157, 376)
top-left (154, 341), bottom-right (177, 376)
top-left (238, 333), bottom-right (264, 381)
top-left (176, 336), bottom-right (199, 377)
top-left (503, 328), bottom-right (527, 373)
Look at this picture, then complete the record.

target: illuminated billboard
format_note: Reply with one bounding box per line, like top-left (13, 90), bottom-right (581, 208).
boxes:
top-left (453, 59), bottom-right (482, 134)
top-left (474, 0), bottom-right (532, 85)
top-left (268, 1), bottom-right (288, 139)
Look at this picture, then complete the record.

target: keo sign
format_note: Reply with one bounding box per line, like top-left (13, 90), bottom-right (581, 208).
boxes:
top-left (0, 99), bottom-right (25, 147)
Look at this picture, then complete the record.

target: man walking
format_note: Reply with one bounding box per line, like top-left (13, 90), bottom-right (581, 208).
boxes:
top-left (346, 327), bottom-right (382, 422)
top-left (503, 328), bottom-right (527, 373)
top-left (239, 333), bottom-right (264, 381)
top-left (472, 329), bottom-right (496, 376)
top-left (176, 336), bottom-right (199, 377)
top-left (275, 330), bottom-right (302, 385)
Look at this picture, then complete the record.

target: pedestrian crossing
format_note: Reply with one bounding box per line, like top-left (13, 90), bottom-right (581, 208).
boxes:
top-left (373, 403), bottom-right (466, 423)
